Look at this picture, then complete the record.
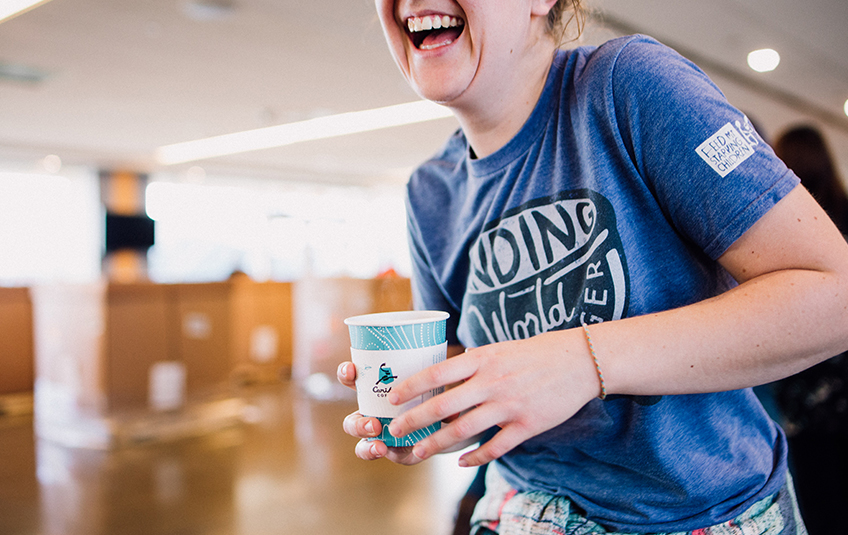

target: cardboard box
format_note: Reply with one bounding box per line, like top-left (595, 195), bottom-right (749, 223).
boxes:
top-left (104, 283), bottom-right (172, 411)
top-left (230, 278), bottom-right (293, 385)
top-left (171, 282), bottom-right (232, 397)
top-left (373, 276), bottom-right (413, 313)
top-left (0, 287), bottom-right (35, 396)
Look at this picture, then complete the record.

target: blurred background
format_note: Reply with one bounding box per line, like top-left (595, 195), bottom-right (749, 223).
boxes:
top-left (0, 0), bottom-right (846, 534)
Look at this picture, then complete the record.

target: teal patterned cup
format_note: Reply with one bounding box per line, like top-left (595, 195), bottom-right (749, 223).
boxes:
top-left (344, 310), bottom-right (449, 447)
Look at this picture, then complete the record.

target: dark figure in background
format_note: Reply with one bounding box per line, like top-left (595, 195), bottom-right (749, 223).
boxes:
top-left (775, 126), bottom-right (848, 234)
top-left (772, 125), bottom-right (848, 535)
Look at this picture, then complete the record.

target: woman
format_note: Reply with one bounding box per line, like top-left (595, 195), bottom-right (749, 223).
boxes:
top-left (339, 0), bottom-right (848, 532)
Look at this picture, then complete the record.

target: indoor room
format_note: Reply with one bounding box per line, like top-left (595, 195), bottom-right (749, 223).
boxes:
top-left (1, 1), bottom-right (847, 534)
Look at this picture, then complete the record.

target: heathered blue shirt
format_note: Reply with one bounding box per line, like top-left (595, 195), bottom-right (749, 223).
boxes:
top-left (405, 35), bottom-right (798, 531)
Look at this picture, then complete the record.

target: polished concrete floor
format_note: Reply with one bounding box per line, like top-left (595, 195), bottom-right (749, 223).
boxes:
top-left (0, 383), bottom-right (475, 535)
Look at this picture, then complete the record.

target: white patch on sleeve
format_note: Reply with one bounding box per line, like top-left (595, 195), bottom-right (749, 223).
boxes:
top-left (696, 122), bottom-right (757, 178)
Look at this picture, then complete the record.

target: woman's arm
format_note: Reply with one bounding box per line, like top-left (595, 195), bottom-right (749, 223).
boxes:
top-left (601, 184), bottom-right (848, 395)
top-left (387, 185), bottom-right (848, 467)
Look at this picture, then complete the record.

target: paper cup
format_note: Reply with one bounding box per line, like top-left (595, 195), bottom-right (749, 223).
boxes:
top-left (344, 310), bottom-right (449, 447)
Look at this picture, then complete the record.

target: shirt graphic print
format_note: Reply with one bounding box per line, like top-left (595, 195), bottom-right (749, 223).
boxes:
top-left (460, 190), bottom-right (629, 346)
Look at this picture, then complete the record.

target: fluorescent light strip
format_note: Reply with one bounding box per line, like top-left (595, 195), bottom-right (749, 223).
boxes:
top-left (155, 100), bottom-right (454, 166)
top-left (0, 0), bottom-right (53, 23)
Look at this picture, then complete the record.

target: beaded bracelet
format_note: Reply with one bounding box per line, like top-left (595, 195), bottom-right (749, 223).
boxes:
top-left (581, 322), bottom-right (607, 400)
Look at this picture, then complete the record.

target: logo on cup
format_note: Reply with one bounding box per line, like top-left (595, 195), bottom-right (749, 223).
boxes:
top-left (377, 363), bottom-right (397, 386)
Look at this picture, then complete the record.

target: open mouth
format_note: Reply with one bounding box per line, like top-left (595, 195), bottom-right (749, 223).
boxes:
top-left (406, 14), bottom-right (465, 51)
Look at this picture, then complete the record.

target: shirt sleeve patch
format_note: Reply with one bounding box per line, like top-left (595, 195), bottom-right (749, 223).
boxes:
top-left (695, 118), bottom-right (760, 178)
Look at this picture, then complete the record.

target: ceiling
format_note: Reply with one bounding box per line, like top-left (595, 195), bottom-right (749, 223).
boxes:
top-left (0, 0), bottom-right (846, 186)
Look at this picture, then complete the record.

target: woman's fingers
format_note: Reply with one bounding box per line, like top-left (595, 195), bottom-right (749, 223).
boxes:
top-left (389, 351), bottom-right (480, 406)
top-left (354, 438), bottom-right (387, 460)
top-left (343, 411), bottom-right (382, 439)
top-left (388, 374), bottom-right (485, 440)
top-left (458, 424), bottom-right (529, 467)
top-left (353, 438), bottom-right (426, 465)
top-left (409, 406), bottom-right (500, 461)
top-left (337, 361), bottom-right (357, 390)
top-left (345, 413), bottom-right (424, 464)
top-left (339, 364), bottom-right (428, 465)
top-left (383, 446), bottom-right (426, 465)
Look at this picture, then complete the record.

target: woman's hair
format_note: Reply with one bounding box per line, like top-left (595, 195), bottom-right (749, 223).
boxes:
top-left (547, 0), bottom-right (587, 44)
top-left (775, 125), bottom-right (848, 234)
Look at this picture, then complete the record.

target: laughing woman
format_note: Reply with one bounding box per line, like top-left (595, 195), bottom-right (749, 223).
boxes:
top-left (338, 0), bottom-right (848, 533)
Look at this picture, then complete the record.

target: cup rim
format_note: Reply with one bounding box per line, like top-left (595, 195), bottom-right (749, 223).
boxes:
top-left (344, 310), bottom-right (449, 327)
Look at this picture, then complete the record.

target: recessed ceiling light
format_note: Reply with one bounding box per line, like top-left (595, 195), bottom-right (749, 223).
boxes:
top-left (0, 62), bottom-right (50, 84)
top-left (844, 98), bottom-right (848, 118)
top-left (181, 0), bottom-right (236, 21)
top-left (747, 48), bottom-right (780, 73)
top-left (42, 154), bottom-right (62, 174)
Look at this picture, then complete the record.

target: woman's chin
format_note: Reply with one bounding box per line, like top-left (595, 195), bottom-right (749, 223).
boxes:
top-left (409, 80), bottom-right (468, 108)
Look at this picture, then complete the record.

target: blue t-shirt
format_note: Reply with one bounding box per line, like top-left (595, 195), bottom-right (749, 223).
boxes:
top-left (405, 35), bottom-right (799, 531)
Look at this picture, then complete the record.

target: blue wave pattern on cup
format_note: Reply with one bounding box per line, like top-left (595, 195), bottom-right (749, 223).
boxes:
top-left (348, 319), bottom-right (446, 351)
top-left (373, 417), bottom-right (440, 448)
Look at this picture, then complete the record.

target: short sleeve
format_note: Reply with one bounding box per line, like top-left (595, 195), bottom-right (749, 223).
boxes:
top-left (607, 37), bottom-right (799, 259)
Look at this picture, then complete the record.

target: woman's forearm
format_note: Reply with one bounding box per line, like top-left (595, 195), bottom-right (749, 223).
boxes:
top-left (591, 186), bottom-right (848, 397)
top-left (592, 268), bottom-right (848, 397)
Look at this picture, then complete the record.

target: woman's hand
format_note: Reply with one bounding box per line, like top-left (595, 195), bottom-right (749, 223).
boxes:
top-left (384, 328), bottom-right (600, 468)
top-left (337, 361), bottom-right (427, 465)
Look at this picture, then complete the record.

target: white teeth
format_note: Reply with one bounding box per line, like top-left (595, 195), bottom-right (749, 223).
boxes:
top-left (406, 14), bottom-right (463, 33)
